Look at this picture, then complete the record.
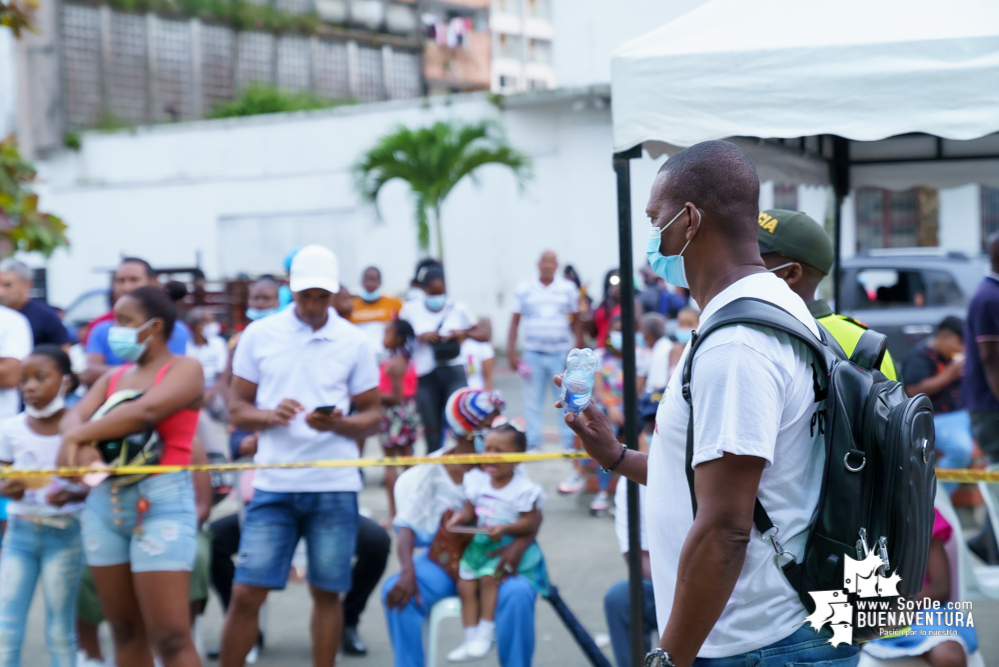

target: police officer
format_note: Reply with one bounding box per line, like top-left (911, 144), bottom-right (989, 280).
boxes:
top-left (758, 208), bottom-right (897, 379)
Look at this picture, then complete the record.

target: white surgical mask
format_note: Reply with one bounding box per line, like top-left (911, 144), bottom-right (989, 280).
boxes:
top-left (25, 376), bottom-right (70, 419)
top-left (203, 322), bottom-right (221, 338)
top-left (768, 261), bottom-right (795, 275)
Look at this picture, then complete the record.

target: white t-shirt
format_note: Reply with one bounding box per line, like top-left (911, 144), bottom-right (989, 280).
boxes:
top-left (0, 306), bottom-right (31, 419)
top-left (461, 339), bottom-right (495, 391)
top-left (463, 467), bottom-right (545, 528)
top-left (0, 414), bottom-right (85, 517)
top-left (614, 479), bottom-right (648, 554)
top-left (187, 335), bottom-right (229, 389)
top-left (645, 337), bottom-right (673, 389)
top-left (398, 299), bottom-right (477, 377)
top-left (231, 307), bottom-right (379, 493)
top-left (512, 277), bottom-right (580, 353)
top-left (646, 272), bottom-right (824, 658)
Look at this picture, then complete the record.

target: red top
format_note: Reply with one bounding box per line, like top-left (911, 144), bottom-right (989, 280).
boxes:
top-left (379, 357), bottom-right (417, 398)
top-left (107, 361), bottom-right (199, 466)
top-left (85, 311), bottom-right (115, 345)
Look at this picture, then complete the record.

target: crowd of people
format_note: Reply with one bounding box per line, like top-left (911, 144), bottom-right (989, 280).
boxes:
top-left (0, 143), bottom-right (997, 667)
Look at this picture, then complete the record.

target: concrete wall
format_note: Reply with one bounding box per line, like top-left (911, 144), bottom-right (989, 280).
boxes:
top-left (32, 89), bottom-right (667, 347)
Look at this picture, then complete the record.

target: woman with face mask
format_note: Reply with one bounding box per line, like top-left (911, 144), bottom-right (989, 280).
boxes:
top-left (58, 285), bottom-right (205, 667)
top-left (398, 266), bottom-right (481, 453)
top-left (667, 306), bottom-right (700, 378)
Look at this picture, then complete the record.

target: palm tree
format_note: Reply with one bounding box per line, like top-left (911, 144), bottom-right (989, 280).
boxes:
top-left (353, 119), bottom-right (531, 260)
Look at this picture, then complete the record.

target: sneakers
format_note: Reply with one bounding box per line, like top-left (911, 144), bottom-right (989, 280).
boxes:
top-left (589, 490), bottom-right (609, 515)
top-left (76, 651), bottom-right (106, 667)
top-left (448, 622), bottom-right (495, 662)
top-left (557, 472), bottom-right (585, 495)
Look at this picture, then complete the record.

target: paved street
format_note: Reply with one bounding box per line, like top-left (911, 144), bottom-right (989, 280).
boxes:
top-left (18, 366), bottom-right (999, 666)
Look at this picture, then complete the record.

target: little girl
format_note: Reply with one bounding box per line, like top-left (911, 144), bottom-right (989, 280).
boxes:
top-left (380, 319), bottom-right (421, 523)
top-left (0, 346), bottom-right (88, 666)
top-left (446, 424), bottom-right (546, 662)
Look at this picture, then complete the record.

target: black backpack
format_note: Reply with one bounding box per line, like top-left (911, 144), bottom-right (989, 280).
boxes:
top-left (681, 297), bottom-right (936, 635)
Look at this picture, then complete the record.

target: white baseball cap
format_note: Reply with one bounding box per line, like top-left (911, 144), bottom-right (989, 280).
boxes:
top-left (289, 245), bottom-right (340, 294)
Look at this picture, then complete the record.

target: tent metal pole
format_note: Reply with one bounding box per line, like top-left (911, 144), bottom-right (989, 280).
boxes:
top-left (613, 144), bottom-right (644, 667)
top-left (830, 136), bottom-right (850, 309)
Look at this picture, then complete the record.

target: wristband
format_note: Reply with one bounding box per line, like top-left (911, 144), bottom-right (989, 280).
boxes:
top-left (601, 446), bottom-right (627, 473)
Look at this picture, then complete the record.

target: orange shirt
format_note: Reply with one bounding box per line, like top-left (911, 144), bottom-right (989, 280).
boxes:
top-left (350, 295), bottom-right (403, 328)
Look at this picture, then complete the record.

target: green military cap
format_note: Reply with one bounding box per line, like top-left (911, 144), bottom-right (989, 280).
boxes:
top-left (758, 209), bottom-right (834, 276)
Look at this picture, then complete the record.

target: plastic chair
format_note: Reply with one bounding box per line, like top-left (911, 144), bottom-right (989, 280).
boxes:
top-left (859, 485), bottom-right (987, 667)
top-left (426, 596), bottom-right (462, 667)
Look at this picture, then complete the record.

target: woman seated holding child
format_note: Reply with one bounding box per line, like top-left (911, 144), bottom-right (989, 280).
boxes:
top-left (445, 423), bottom-right (547, 661)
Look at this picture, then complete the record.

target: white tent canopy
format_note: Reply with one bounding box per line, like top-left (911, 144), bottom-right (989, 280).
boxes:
top-left (611, 0), bottom-right (999, 187)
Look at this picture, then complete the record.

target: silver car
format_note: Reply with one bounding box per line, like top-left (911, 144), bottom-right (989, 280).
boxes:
top-left (838, 250), bottom-right (989, 363)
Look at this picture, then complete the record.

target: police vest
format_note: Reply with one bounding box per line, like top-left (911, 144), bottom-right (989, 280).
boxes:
top-left (817, 313), bottom-right (897, 380)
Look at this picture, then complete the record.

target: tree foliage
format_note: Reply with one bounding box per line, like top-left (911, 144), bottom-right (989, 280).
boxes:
top-left (353, 119), bottom-right (531, 260)
top-left (0, 0), bottom-right (38, 37)
top-left (0, 136), bottom-right (69, 258)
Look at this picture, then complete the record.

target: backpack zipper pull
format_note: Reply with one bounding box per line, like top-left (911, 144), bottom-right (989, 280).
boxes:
top-left (877, 536), bottom-right (890, 576)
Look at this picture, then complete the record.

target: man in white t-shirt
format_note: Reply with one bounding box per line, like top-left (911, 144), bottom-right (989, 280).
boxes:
top-left (0, 304), bottom-right (32, 419)
top-left (507, 250), bottom-right (582, 452)
top-left (563, 141), bottom-right (859, 667)
top-left (219, 245), bottom-right (381, 667)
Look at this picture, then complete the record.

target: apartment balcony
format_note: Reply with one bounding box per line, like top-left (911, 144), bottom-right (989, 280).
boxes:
top-left (423, 29), bottom-right (491, 90)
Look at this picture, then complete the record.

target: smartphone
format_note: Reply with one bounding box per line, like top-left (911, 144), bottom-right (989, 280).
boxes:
top-left (315, 405), bottom-right (338, 415)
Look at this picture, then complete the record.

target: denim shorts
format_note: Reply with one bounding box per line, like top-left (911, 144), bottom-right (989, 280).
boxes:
top-left (81, 472), bottom-right (197, 572)
top-left (234, 490), bottom-right (358, 593)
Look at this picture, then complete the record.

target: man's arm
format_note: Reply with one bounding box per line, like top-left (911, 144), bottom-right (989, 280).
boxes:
top-left (507, 313), bottom-right (521, 370)
top-left (80, 353), bottom-right (114, 387)
top-left (659, 453), bottom-right (765, 667)
top-left (0, 358), bottom-right (19, 389)
top-left (904, 359), bottom-right (962, 398)
top-left (228, 376), bottom-right (303, 432)
top-left (384, 526), bottom-right (421, 610)
top-left (980, 340), bottom-right (999, 401)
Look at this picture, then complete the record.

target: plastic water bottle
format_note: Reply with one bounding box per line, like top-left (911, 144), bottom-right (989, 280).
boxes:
top-left (561, 348), bottom-right (599, 414)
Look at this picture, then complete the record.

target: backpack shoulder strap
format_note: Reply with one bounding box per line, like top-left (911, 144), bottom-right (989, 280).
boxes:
top-left (849, 329), bottom-right (889, 372)
top-left (681, 297), bottom-right (831, 529)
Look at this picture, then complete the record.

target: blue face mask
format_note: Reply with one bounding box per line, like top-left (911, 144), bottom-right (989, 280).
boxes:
top-left (647, 207), bottom-right (700, 289)
top-left (425, 294), bottom-right (447, 311)
top-left (108, 319), bottom-right (155, 363)
top-left (608, 330), bottom-right (623, 350)
top-left (360, 288), bottom-right (382, 302)
top-left (246, 307), bottom-right (279, 321)
top-left (674, 327), bottom-right (694, 344)
top-left (473, 434), bottom-right (486, 453)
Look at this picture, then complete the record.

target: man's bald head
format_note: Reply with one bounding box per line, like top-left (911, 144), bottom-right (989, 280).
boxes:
top-left (538, 249), bottom-right (558, 283)
top-left (654, 140), bottom-right (760, 241)
top-left (989, 232), bottom-right (999, 272)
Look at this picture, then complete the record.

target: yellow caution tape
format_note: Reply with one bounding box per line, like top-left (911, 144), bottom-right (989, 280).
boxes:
top-left (0, 451), bottom-right (592, 478)
top-left (0, 458), bottom-right (994, 485)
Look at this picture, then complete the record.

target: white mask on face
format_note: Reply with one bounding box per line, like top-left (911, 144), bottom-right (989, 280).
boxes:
top-left (203, 322), bottom-right (221, 338)
top-left (24, 376), bottom-right (69, 419)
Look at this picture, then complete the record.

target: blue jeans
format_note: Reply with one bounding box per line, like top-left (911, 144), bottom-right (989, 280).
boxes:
top-left (692, 627), bottom-right (859, 666)
top-left (235, 490), bottom-right (358, 593)
top-left (604, 578), bottom-right (657, 667)
top-left (0, 516), bottom-right (84, 667)
top-left (522, 349), bottom-right (574, 451)
top-left (934, 410), bottom-right (974, 494)
top-left (381, 552), bottom-right (536, 667)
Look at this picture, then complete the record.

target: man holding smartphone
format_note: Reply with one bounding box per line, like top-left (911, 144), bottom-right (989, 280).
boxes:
top-left (220, 244), bottom-right (381, 667)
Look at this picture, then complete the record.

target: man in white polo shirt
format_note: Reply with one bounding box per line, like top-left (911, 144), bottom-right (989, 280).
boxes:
top-left (0, 303), bottom-right (31, 420)
top-left (563, 142), bottom-right (860, 666)
top-left (219, 245), bottom-right (381, 667)
top-left (507, 250), bottom-right (582, 452)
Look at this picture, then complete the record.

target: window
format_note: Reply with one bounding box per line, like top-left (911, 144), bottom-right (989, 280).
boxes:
top-left (773, 184), bottom-right (798, 211)
top-left (852, 268), bottom-right (961, 310)
top-left (982, 186), bottom-right (999, 249)
top-left (855, 188), bottom-right (920, 251)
